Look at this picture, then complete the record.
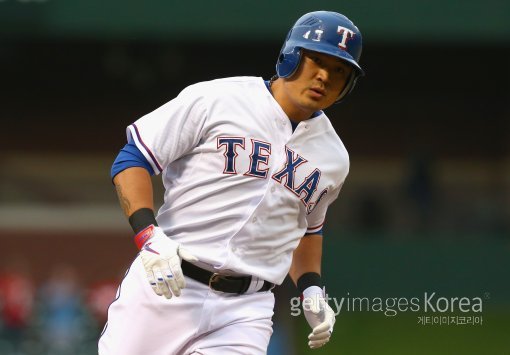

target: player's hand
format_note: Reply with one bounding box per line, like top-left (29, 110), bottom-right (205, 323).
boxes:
top-left (302, 286), bottom-right (336, 349)
top-left (136, 225), bottom-right (198, 299)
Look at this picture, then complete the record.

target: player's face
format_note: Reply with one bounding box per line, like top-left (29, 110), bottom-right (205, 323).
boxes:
top-left (276, 50), bottom-right (353, 121)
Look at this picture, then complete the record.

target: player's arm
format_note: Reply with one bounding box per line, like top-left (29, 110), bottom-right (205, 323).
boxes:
top-left (111, 144), bottom-right (197, 299)
top-left (111, 140), bottom-right (157, 230)
top-left (289, 233), bottom-right (322, 285)
top-left (290, 233), bottom-right (335, 350)
top-left (113, 167), bottom-right (154, 220)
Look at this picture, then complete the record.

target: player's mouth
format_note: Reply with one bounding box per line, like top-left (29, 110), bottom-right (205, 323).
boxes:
top-left (308, 87), bottom-right (326, 99)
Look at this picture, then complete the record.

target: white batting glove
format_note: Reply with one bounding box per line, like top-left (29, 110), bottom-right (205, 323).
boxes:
top-left (135, 225), bottom-right (198, 299)
top-left (302, 286), bottom-right (336, 349)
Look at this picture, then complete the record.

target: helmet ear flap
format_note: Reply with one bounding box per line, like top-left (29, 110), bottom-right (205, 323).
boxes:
top-left (276, 48), bottom-right (302, 78)
top-left (335, 74), bottom-right (358, 103)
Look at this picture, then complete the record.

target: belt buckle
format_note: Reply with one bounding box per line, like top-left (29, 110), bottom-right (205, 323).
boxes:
top-left (208, 273), bottom-right (222, 291)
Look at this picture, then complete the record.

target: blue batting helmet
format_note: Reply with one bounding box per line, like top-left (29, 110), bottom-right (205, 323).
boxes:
top-left (276, 11), bottom-right (364, 101)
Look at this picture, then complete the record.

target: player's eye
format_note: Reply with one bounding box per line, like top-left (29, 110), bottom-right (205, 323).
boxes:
top-left (310, 56), bottom-right (321, 65)
top-left (335, 67), bottom-right (345, 74)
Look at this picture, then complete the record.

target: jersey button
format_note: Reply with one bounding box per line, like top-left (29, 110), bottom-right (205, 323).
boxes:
top-left (252, 217), bottom-right (258, 223)
top-left (271, 186), bottom-right (276, 193)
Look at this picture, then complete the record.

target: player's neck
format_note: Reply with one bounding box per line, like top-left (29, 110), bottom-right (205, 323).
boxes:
top-left (270, 78), bottom-right (315, 122)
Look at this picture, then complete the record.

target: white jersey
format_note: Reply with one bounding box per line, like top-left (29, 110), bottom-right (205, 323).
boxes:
top-left (127, 76), bottom-right (349, 284)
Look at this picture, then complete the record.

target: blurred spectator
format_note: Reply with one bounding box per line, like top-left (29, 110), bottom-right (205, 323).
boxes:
top-left (0, 256), bottom-right (35, 355)
top-left (86, 280), bottom-right (118, 329)
top-left (356, 191), bottom-right (388, 234)
top-left (404, 153), bottom-right (436, 234)
top-left (32, 264), bottom-right (96, 355)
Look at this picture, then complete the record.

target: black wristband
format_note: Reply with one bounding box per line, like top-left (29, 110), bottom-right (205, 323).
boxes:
top-left (297, 272), bottom-right (322, 294)
top-left (128, 208), bottom-right (158, 234)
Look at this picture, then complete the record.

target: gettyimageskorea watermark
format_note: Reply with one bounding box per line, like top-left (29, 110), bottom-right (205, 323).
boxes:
top-left (290, 292), bottom-right (487, 326)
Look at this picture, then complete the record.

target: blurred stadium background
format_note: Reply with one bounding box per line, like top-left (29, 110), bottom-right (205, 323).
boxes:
top-left (0, 1), bottom-right (509, 354)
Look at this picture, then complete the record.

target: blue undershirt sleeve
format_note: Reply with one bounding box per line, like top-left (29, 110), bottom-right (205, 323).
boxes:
top-left (111, 140), bottom-right (155, 180)
top-left (305, 229), bottom-right (323, 236)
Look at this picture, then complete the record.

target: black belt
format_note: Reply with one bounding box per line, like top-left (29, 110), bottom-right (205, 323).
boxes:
top-left (181, 260), bottom-right (275, 294)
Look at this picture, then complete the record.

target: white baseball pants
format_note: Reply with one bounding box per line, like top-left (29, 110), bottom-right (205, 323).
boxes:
top-left (98, 256), bottom-right (275, 355)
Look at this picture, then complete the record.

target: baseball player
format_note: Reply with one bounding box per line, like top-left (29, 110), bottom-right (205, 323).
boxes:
top-left (99, 10), bottom-right (363, 355)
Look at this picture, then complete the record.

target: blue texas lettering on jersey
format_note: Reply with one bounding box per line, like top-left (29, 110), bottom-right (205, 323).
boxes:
top-left (217, 137), bottom-right (328, 214)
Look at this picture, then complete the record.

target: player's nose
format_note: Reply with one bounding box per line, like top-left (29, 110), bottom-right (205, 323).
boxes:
top-left (315, 67), bottom-right (330, 83)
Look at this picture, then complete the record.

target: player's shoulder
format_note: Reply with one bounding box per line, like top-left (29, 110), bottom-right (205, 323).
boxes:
top-left (312, 112), bottom-right (349, 161)
top-left (183, 76), bottom-right (264, 95)
top-left (206, 76), bottom-right (263, 85)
